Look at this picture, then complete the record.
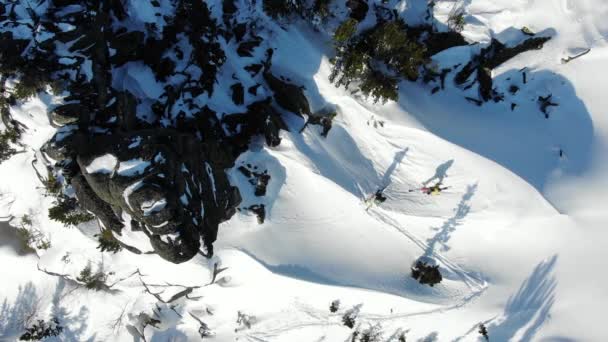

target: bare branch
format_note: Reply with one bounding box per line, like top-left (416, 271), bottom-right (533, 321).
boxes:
top-left (205, 262), bottom-right (228, 286)
top-left (107, 269), bottom-right (144, 288)
top-left (140, 278), bottom-right (199, 303)
top-left (562, 48), bottom-right (591, 64)
top-left (166, 288), bottom-right (193, 303)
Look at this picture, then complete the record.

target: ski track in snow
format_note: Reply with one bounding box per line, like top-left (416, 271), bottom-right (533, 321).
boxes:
top-left (366, 207), bottom-right (487, 294)
top-left (1, 0), bottom-right (608, 341)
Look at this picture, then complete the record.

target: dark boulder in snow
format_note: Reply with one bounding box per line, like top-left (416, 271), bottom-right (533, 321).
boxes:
top-left (263, 72), bottom-right (311, 117)
top-left (231, 83), bottom-right (245, 105)
top-left (222, 98), bottom-right (287, 150)
top-left (51, 103), bottom-right (86, 126)
top-left (237, 40), bottom-right (262, 57)
top-left (424, 31), bottom-right (468, 57)
top-left (238, 165), bottom-right (271, 196)
top-left (248, 204), bottom-right (265, 224)
top-left (109, 30), bottom-right (145, 66)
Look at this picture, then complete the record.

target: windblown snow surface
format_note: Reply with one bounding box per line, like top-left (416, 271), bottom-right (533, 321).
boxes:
top-left (1, 0), bottom-right (608, 341)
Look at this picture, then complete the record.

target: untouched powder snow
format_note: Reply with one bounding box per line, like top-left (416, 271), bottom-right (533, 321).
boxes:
top-left (1, 0), bottom-right (608, 341)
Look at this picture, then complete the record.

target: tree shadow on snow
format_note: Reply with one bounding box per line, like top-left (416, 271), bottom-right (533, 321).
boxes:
top-left (0, 279), bottom-right (96, 341)
top-left (0, 282), bottom-right (41, 340)
top-left (488, 255), bottom-right (557, 341)
top-left (49, 279), bottom-right (93, 342)
top-left (151, 326), bottom-right (189, 342)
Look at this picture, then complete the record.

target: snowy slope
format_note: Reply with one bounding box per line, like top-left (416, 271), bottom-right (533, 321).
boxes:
top-left (1, 0), bottom-right (608, 341)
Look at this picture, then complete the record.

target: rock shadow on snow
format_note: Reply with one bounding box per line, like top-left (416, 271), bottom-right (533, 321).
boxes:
top-left (398, 48), bottom-right (594, 194)
top-left (237, 248), bottom-right (338, 286)
top-left (287, 123), bottom-right (381, 198)
top-left (0, 220), bottom-right (33, 256)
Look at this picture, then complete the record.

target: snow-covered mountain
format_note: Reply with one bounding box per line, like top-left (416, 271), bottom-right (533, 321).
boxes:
top-left (1, 0), bottom-right (607, 341)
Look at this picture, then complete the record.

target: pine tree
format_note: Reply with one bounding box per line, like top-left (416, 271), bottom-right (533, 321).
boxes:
top-left (263, 0), bottom-right (303, 19)
top-left (48, 198), bottom-right (94, 227)
top-left (478, 323), bottom-right (489, 341)
top-left (77, 262), bottom-right (111, 291)
top-left (96, 229), bottom-right (123, 253)
top-left (342, 304), bottom-right (362, 328)
top-left (330, 299), bottom-right (340, 313)
top-left (0, 126), bottom-right (19, 163)
top-left (411, 261), bottom-right (442, 286)
top-left (334, 18), bottom-right (359, 44)
top-left (359, 323), bottom-right (383, 342)
top-left (329, 18), bottom-right (427, 103)
top-left (19, 318), bottom-right (63, 341)
top-left (359, 68), bottom-right (398, 104)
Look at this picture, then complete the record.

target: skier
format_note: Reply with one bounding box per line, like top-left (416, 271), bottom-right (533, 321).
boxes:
top-left (374, 189), bottom-right (387, 204)
top-left (411, 182), bottom-right (449, 195)
top-left (364, 187), bottom-right (388, 210)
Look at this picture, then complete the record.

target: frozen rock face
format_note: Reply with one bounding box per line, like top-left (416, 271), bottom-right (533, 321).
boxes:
top-left (77, 132), bottom-right (240, 262)
top-left (46, 128), bottom-right (241, 263)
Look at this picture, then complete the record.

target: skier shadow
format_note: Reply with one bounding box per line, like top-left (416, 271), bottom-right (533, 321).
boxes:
top-left (488, 255), bottom-right (557, 341)
top-left (422, 159), bottom-right (454, 186)
top-left (379, 148), bottom-right (409, 190)
top-left (423, 183), bottom-right (477, 259)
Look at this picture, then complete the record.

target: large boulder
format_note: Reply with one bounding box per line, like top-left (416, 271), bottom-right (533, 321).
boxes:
top-left (72, 130), bottom-right (241, 263)
top-left (263, 72), bottom-right (311, 117)
top-left (51, 103), bottom-right (86, 126)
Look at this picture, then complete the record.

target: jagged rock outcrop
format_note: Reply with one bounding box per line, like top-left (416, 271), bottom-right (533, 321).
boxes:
top-left (47, 128), bottom-right (242, 263)
top-left (51, 104), bottom-right (84, 126)
top-left (424, 31), bottom-right (468, 57)
top-left (263, 72), bottom-right (311, 117)
top-left (455, 36), bottom-right (551, 102)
